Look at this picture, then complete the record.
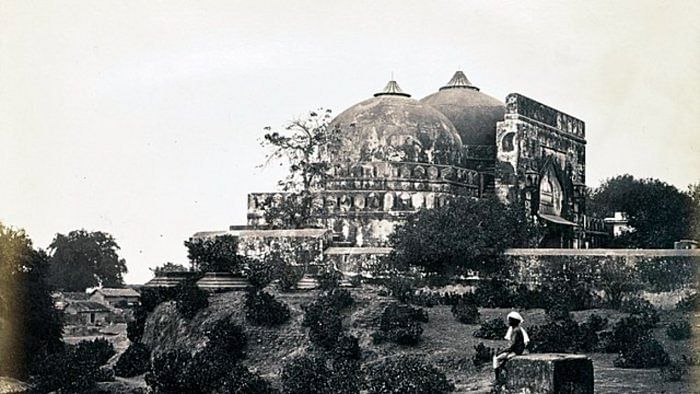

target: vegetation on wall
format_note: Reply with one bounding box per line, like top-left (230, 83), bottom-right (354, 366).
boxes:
top-left (184, 234), bottom-right (242, 273)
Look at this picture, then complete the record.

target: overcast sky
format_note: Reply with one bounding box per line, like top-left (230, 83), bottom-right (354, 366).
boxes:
top-left (1, 0), bottom-right (699, 284)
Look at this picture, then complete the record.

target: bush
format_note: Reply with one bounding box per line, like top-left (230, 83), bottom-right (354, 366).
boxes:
top-left (174, 280), bottom-right (209, 319)
top-left (245, 257), bottom-right (276, 289)
top-left (660, 361), bottom-right (688, 382)
top-left (245, 290), bottom-right (291, 327)
top-left (621, 297), bottom-right (659, 327)
top-left (29, 340), bottom-right (115, 393)
top-left (277, 264), bottom-right (304, 291)
top-left (473, 318), bottom-right (508, 340)
top-left (667, 320), bottom-right (692, 340)
top-left (308, 308), bottom-right (344, 350)
top-left (473, 278), bottom-right (515, 308)
top-left (322, 288), bottom-right (354, 311)
top-left (528, 318), bottom-right (580, 353)
top-left (585, 313), bottom-right (609, 332)
top-left (383, 276), bottom-right (416, 303)
top-left (472, 343), bottom-right (496, 367)
top-left (204, 318), bottom-right (247, 360)
top-left (363, 355), bottom-right (454, 393)
top-left (74, 338), bottom-right (115, 366)
top-left (281, 356), bottom-right (361, 394)
top-left (410, 290), bottom-right (442, 308)
top-left (114, 342), bottom-right (151, 378)
top-left (676, 293), bottom-right (699, 312)
top-left (146, 347), bottom-right (273, 394)
top-left (127, 286), bottom-right (178, 342)
top-left (451, 301), bottom-right (480, 324)
top-left (318, 269), bottom-right (343, 290)
top-left (605, 315), bottom-right (651, 353)
top-left (614, 337), bottom-right (670, 368)
top-left (373, 304), bottom-right (428, 346)
top-left (333, 333), bottom-right (361, 360)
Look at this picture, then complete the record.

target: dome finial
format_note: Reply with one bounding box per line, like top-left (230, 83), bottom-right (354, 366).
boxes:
top-left (440, 70), bottom-right (479, 91)
top-left (374, 79), bottom-right (411, 97)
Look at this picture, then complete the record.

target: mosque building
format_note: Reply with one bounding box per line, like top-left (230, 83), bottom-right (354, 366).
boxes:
top-left (195, 71), bottom-right (607, 273)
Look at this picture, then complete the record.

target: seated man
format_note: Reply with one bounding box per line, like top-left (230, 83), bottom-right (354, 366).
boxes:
top-left (493, 311), bottom-right (529, 372)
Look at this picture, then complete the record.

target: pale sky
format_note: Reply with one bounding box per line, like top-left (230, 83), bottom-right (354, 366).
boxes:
top-left (1, 0), bottom-right (699, 284)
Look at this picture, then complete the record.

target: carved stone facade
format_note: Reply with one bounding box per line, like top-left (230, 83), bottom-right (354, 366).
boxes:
top-left (494, 93), bottom-right (588, 247)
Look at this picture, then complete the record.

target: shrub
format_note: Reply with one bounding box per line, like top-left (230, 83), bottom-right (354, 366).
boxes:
top-left (74, 338), bottom-right (115, 366)
top-left (667, 320), bottom-right (692, 340)
top-left (308, 308), bottom-right (344, 350)
top-left (245, 290), bottom-right (291, 327)
top-left (281, 356), bottom-right (362, 394)
top-left (410, 290), bottom-right (442, 308)
top-left (585, 313), bottom-right (609, 332)
top-left (318, 269), bottom-right (343, 290)
top-left (322, 288), bottom-right (354, 311)
top-left (614, 337), bottom-right (670, 368)
top-left (621, 297), bottom-right (659, 327)
top-left (29, 340), bottom-right (115, 393)
top-left (472, 343), bottom-right (496, 367)
top-left (528, 318), bottom-right (580, 353)
top-left (114, 342), bottom-right (151, 378)
top-left (277, 264), bottom-right (304, 291)
top-left (383, 276), bottom-right (416, 303)
top-left (473, 318), bottom-right (508, 340)
top-left (363, 355), bottom-right (454, 393)
top-left (333, 333), bottom-right (361, 360)
top-left (473, 278), bottom-right (515, 308)
top-left (451, 301), bottom-right (480, 324)
top-left (676, 293), bottom-right (699, 312)
top-left (146, 347), bottom-right (272, 394)
top-left (605, 315), bottom-right (651, 353)
top-left (280, 356), bottom-right (331, 394)
top-left (373, 304), bottom-right (428, 345)
top-left (660, 361), bottom-right (688, 382)
top-left (204, 318), bottom-right (247, 359)
top-left (245, 257), bottom-right (276, 289)
top-left (174, 279), bottom-right (209, 319)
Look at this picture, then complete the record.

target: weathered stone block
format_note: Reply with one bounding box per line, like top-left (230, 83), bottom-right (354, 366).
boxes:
top-left (495, 353), bottom-right (593, 394)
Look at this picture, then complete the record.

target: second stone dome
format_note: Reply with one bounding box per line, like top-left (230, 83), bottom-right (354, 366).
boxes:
top-left (329, 80), bottom-right (464, 166)
top-left (420, 71), bottom-right (505, 147)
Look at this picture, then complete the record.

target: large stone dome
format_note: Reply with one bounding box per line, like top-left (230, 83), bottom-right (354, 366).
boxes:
top-left (329, 80), bottom-right (463, 166)
top-left (420, 71), bottom-right (505, 146)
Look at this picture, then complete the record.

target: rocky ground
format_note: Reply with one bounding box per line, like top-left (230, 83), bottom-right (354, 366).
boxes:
top-left (124, 286), bottom-right (699, 393)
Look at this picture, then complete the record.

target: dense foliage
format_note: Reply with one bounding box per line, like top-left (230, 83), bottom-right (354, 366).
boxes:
top-left (281, 356), bottom-right (361, 394)
top-left (363, 355), bottom-right (454, 393)
top-left (146, 324), bottom-right (273, 394)
top-left (29, 339), bottom-right (115, 393)
top-left (127, 286), bottom-right (178, 342)
top-left (0, 223), bottom-right (63, 378)
top-left (528, 315), bottom-right (606, 353)
top-left (451, 300), bottom-right (480, 324)
top-left (667, 320), bottom-right (692, 340)
top-left (472, 343), bottom-right (496, 367)
top-left (174, 279), bottom-right (210, 319)
top-left (373, 304), bottom-right (428, 345)
top-left (151, 262), bottom-right (188, 276)
top-left (388, 197), bottom-right (537, 276)
top-left (245, 257), bottom-right (277, 289)
top-left (303, 289), bottom-right (358, 358)
top-left (244, 289), bottom-right (291, 326)
top-left (587, 175), bottom-right (695, 248)
top-left (614, 336), bottom-right (670, 368)
top-left (48, 229), bottom-right (127, 291)
top-left (114, 342), bottom-right (151, 378)
top-left (473, 318), bottom-right (508, 340)
top-left (184, 234), bottom-right (242, 273)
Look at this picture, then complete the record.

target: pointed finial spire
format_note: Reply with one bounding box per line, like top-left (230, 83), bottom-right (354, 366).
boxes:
top-left (440, 70), bottom-right (479, 91)
top-left (374, 79), bottom-right (411, 97)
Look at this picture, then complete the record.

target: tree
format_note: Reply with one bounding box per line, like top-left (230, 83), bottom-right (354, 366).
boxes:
top-left (388, 197), bottom-right (537, 277)
top-left (587, 175), bottom-right (693, 248)
top-left (48, 230), bottom-right (127, 291)
top-left (687, 182), bottom-right (700, 242)
top-left (184, 234), bottom-right (241, 272)
top-left (0, 222), bottom-right (63, 378)
top-left (151, 262), bottom-right (188, 276)
top-left (260, 108), bottom-right (341, 229)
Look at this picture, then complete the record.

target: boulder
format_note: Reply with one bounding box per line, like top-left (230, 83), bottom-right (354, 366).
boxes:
top-left (495, 353), bottom-right (593, 394)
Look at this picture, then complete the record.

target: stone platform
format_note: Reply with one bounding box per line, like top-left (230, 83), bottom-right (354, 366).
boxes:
top-left (495, 353), bottom-right (593, 394)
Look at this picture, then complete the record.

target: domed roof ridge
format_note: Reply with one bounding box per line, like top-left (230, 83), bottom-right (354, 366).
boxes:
top-left (374, 80), bottom-right (411, 97)
top-left (440, 70), bottom-right (479, 91)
